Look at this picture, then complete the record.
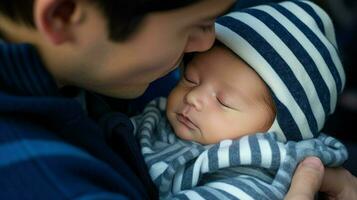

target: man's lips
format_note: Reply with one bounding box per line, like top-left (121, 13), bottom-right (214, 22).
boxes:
top-left (176, 113), bottom-right (198, 130)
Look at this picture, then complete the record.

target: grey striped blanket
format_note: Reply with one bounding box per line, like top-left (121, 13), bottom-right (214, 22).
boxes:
top-left (131, 98), bottom-right (347, 200)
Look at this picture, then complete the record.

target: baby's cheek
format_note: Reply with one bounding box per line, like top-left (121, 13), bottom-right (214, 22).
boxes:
top-left (199, 122), bottom-right (224, 143)
top-left (171, 120), bottom-right (193, 141)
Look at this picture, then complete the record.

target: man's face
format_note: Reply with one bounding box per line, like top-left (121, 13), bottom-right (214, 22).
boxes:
top-left (53, 0), bottom-right (235, 98)
top-left (166, 45), bottom-right (275, 144)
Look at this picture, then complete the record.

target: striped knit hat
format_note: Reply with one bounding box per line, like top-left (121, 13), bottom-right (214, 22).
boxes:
top-left (215, 0), bottom-right (345, 142)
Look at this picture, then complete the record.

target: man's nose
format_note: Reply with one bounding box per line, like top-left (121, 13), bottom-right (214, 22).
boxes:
top-left (184, 28), bottom-right (215, 53)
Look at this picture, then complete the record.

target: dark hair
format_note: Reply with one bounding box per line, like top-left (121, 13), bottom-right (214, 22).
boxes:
top-left (0, 0), bottom-right (200, 41)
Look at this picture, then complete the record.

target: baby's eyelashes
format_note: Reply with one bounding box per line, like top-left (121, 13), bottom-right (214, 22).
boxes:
top-left (183, 74), bottom-right (198, 85)
top-left (217, 96), bottom-right (240, 111)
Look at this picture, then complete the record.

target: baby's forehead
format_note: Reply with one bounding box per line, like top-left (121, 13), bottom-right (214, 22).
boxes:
top-left (186, 45), bottom-right (240, 66)
top-left (187, 49), bottom-right (271, 98)
top-left (185, 46), bottom-right (256, 81)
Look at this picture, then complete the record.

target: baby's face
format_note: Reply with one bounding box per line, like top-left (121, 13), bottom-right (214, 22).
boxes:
top-left (166, 45), bottom-right (275, 144)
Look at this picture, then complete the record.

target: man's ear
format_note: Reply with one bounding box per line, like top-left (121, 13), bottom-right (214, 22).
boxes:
top-left (34, 0), bottom-right (84, 45)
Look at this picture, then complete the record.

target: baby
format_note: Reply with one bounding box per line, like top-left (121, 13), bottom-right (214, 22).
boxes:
top-left (131, 1), bottom-right (348, 199)
top-left (166, 42), bottom-right (276, 145)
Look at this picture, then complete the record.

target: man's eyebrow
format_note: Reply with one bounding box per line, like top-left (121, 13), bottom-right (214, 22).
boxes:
top-left (201, 4), bottom-right (234, 21)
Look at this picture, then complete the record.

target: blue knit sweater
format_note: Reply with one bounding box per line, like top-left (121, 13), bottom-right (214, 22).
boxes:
top-left (0, 42), bottom-right (157, 199)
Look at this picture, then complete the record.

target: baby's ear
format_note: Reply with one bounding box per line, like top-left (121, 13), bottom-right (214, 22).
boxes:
top-left (34, 0), bottom-right (84, 45)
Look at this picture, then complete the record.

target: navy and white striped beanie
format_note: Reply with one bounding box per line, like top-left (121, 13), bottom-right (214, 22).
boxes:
top-left (215, 0), bottom-right (346, 142)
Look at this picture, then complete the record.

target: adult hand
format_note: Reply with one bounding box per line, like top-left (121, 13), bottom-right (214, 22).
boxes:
top-left (320, 167), bottom-right (357, 200)
top-left (285, 157), bottom-right (357, 200)
top-left (285, 156), bottom-right (324, 200)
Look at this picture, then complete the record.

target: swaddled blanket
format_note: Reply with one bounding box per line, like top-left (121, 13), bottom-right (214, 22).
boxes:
top-left (131, 98), bottom-right (347, 200)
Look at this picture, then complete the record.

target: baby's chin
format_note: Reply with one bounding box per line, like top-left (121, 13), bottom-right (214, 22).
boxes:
top-left (182, 131), bottom-right (224, 145)
top-left (172, 125), bottom-right (194, 142)
top-left (174, 127), bottom-right (212, 145)
top-left (168, 113), bottom-right (214, 145)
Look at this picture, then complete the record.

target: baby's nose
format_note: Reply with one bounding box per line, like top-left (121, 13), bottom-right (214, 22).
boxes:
top-left (185, 88), bottom-right (205, 111)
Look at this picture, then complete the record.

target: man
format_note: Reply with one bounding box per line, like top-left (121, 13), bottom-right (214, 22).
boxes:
top-left (0, 0), bottom-right (355, 199)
